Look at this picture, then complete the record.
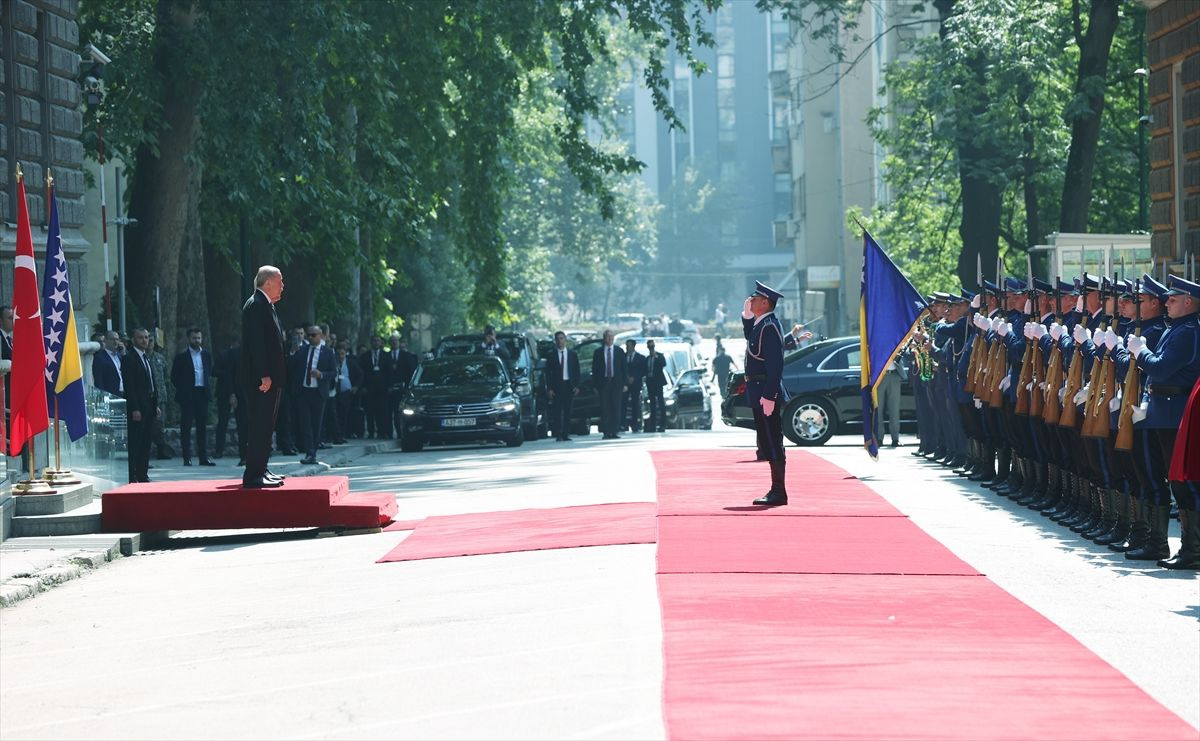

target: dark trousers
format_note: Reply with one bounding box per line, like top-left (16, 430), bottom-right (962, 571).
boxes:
top-left (275, 390), bottom-right (295, 452)
top-left (322, 393), bottom-right (341, 442)
top-left (646, 386), bottom-right (666, 431)
top-left (178, 386), bottom-right (210, 461)
top-left (244, 386), bottom-right (282, 482)
top-left (296, 387), bottom-right (326, 459)
top-left (550, 382), bottom-right (575, 439)
top-left (127, 416), bottom-right (152, 483)
top-left (597, 379), bottom-right (622, 436)
top-left (1152, 427), bottom-right (1200, 510)
top-left (365, 388), bottom-right (391, 438)
top-left (214, 391), bottom-right (246, 459)
top-left (623, 386), bottom-right (642, 431)
top-left (335, 391), bottom-right (356, 439)
top-left (752, 402), bottom-right (785, 462)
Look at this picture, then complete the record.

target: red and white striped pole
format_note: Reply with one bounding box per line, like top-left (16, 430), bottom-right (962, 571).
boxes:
top-left (98, 121), bottom-right (111, 332)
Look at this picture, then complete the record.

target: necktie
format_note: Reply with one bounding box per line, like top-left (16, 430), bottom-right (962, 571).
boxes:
top-left (372, 350), bottom-right (379, 370)
top-left (142, 353), bottom-right (154, 394)
top-left (606, 347), bottom-right (613, 377)
top-left (307, 347), bottom-right (317, 387)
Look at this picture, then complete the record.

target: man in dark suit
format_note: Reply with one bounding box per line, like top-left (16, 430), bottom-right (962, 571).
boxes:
top-left (240, 266), bottom-right (287, 489)
top-left (333, 342), bottom-right (362, 443)
top-left (121, 328), bottom-right (159, 483)
top-left (545, 330), bottom-right (580, 441)
top-left (387, 335), bottom-right (419, 438)
top-left (645, 339), bottom-right (669, 433)
top-left (170, 328), bottom-right (215, 466)
top-left (622, 338), bottom-right (646, 432)
top-left (591, 329), bottom-right (626, 439)
top-left (359, 335), bottom-right (393, 438)
top-left (91, 330), bottom-right (124, 397)
top-left (290, 325), bottom-right (337, 464)
top-left (213, 341), bottom-right (245, 462)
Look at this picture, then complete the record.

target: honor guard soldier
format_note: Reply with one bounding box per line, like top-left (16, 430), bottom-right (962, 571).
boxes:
top-left (1126, 275), bottom-right (1200, 569)
top-left (742, 281), bottom-right (789, 506)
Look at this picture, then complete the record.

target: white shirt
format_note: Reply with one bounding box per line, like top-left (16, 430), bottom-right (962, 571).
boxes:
top-left (304, 345), bottom-right (319, 388)
top-left (559, 349), bottom-right (569, 380)
top-left (134, 348), bottom-right (153, 394)
top-left (105, 349), bottom-right (124, 393)
top-left (189, 347), bottom-right (205, 387)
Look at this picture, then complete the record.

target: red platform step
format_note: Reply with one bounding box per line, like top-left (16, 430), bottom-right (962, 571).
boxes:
top-left (101, 476), bottom-right (396, 532)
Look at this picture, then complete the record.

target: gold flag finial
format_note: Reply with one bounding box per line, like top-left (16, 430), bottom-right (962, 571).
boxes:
top-left (46, 168), bottom-right (53, 188)
top-left (15, 162), bottom-right (23, 182)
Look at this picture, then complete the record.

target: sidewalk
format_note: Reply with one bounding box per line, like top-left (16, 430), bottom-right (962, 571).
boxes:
top-left (0, 438), bottom-right (398, 608)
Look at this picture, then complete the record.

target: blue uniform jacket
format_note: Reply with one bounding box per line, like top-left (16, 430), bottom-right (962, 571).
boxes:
top-left (1134, 313), bottom-right (1200, 429)
top-left (1003, 311), bottom-right (1027, 402)
top-left (743, 312), bottom-right (788, 406)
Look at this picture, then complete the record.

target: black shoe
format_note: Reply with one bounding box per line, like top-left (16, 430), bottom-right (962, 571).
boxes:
top-left (199, 459), bottom-right (216, 467)
top-left (183, 459), bottom-right (192, 466)
top-left (242, 477), bottom-right (284, 489)
top-left (265, 470), bottom-right (284, 482)
top-left (333, 439), bottom-right (347, 444)
top-left (889, 440), bottom-right (900, 448)
top-left (1157, 553), bottom-right (1200, 570)
top-left (300, 457), bottom-right (318, 465)
top-left (237, 459), bottom-right (246, 466)
top-left (1125, 543), bottom-right (1170, 561)
top-left (318, 443), bottom-right (331, 449)
top-left (752, 491), bottom-right (788, 506)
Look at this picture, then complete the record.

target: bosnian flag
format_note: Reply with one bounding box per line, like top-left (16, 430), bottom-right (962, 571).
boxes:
top-left (41, 185), bottom-right (88, 441)
top-left (8, 172), bottom-right (50, 455)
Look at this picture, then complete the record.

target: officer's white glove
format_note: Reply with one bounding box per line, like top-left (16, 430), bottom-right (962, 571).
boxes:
top-left (999, 376), bottom-right (1011, 392)
top-left (1131, 401), bottom-right (1148, 423)
top-left (1073, 324), bottom-right (1090, 344)
top-left (760, 397), bottom-right (775, 416)
top-left (990, 317), bottom-right (1004, 332)
top-left (1032, 324), bottom-right (1047, 340)
top-left (1023, 323), bottom-right (1034, 339)
top-left (1023, 299), bottom-right (1032, 315)
top-left (974, 314), bottom-right (989, 330)
top-left (970, 293), bottom-right (981, 309)
top-left (1127, 335), bottom-right (1146, 356)
top-left (1075, 295), bottom-right (1083, 314)
top-left (1109, 396), bottom-right (1121, 413)
top-left (1103, 328), bottom-right (1118, 351)
top-left (1074, 385), bottom-right (1089, 405)
top-left (1058, 386), bottom-right (1066, 402)
top-left (974, 398), bottom-right (983, 409)
top-left (997, 322), bottom-right (1011, 337)
top-left (1049, 322), bottom-right (1064, 341)
top-left (741, 297), bottom-right (754, 320)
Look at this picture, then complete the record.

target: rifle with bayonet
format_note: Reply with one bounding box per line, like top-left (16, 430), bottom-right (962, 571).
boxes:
top-left (964, 254), bottom-right (984, 395)
top-left (1059, 273), bottom-right (1089, 429)
top-left (1028, 258), bottom-right (1046, 418)
top-left (1082, 273), bottom-right (1117, 439)
top-left (985, 259), bottom-right (1009, 408)
top-left (1015, 257), bottom-right (1036, 416)
top-left (1041, 275), bottom-right (1065, 425)
top-left (1115, 279), bottom-right (1142, 451)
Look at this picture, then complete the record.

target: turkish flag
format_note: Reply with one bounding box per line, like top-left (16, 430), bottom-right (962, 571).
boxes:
top-left (8, 175), bottom-right (49, 456)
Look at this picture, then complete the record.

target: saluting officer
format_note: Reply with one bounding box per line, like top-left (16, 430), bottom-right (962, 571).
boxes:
top-left (742, 281), bottom-right (789, 506)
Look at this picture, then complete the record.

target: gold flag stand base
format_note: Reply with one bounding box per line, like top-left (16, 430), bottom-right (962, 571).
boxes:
top-left (42, 468), bottom-right (81, 485)
top-left (13, 478), bottom-right (57, 495)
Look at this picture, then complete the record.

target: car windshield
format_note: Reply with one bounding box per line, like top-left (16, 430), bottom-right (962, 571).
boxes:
top-left (437, 336), bottom-right (528, 370)
top-left (413, 358), bottom-right (507, 387)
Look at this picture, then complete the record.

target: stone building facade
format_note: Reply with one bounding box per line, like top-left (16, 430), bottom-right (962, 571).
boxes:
top-left (1146, 0), bottom-right (1200, 274)
top-left (0, 0), bottom-right (90, 309)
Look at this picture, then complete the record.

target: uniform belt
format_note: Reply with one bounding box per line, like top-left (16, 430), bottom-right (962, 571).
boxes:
top-left (744, 374), bottom-right (767, 382)
top-left (1148, 385), bottom-right (1184, 396)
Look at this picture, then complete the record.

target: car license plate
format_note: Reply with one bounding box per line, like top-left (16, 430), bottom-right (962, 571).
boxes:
top-left (441, 417), bottom-right (477, 428)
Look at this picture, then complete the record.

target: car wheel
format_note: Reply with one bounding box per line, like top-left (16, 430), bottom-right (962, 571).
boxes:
top-left (506, 431), bottom-right (524, 448)
top-left (400, 434), bottom-right (424, 453)
top-left (782, 397), bottom-right (836, 446)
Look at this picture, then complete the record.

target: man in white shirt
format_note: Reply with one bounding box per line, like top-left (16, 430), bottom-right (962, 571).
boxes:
top-left (171, 328), bottom-right (214, 466)
top-left (546, 331), bottom-right (579, 441)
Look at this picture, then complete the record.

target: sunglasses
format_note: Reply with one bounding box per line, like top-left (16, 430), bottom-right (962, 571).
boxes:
top-left (307, 332), bottom-right (321, 337)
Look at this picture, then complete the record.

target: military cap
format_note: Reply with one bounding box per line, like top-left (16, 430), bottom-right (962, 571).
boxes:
top-left (1081, 275), bottom-right (1102, 292)
top-left (1032, 278), bottom-right (1053, 293)
top-left (1139, 274), bottom-right (1168, 298)
top-left (981, 279), bottom-right (1000, 292)
top-left (753, 280), bottom-right (784, 303)
top-left (1162, 275), bottom-right (1200, 298)
top-left (960, 288), bottom-right (976, 301)
top-left (1004, 277), bottom-right (1026, 292)
top-left (930, 291), bottom-right (953, 303)
top-left (1056, 278), bottom-right (1076, 294)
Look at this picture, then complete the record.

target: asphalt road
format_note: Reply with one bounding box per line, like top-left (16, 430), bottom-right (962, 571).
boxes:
top-left (1, 417), bottom-right (1196, 739)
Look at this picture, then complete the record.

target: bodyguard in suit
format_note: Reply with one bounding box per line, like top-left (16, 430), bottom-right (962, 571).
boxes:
top-left (591, 329), bottom-right (626, 439)
top-left (546, 330), bottom-right (580, 441)
top-left (359, 335), bottom-right (393, 438)
top-left (92, 330), bottom-right (125, 397)
top-left (170, 328), bottom-right (215, 466)
top-left (333, 342), bottom-right (362, 443)
top-left (623, 338), bottom-right (647, 432)
top-left (240, 266), bottom-right (288, 489)
top-left (645, 339), bottom-right (669, 433)
top-left (121, 328), bottom-right (159, 483)
top-left (290, 325), bottom-right (337, 464)
top-left (743, 281), bottom-right (789, 506)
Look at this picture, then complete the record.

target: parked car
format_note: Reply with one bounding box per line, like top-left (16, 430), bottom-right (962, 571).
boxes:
top-left (676, 319), bottom-right (702, 345)
top-left (609, 313), bottom-right (644, 331)
top-left (670, 367), bottom-right (713, 429)
top-left (720, 336), bottom-right (916, 446)
top-left (398, 356), bottom-right (523, 452)
top-left (435, 331), bottom-right (544, 440)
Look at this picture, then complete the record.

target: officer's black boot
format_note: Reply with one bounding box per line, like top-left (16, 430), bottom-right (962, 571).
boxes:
top-left (998, 457), bottom-right (1026, 498)
top-left (1159, 507), bottom-right (1200, 570)
top-left (968, 445), bottom-right (996, 482)
top-left (1046, 472), bottom-right (1077, 518)
top-left (1125, 504), bottom-right (1171, 560)
top-left (1030, 464), bottom-right (1058, 510)
top-left (1015, 462), bottom-right (1044, 506)
top-left (1110, 497), bottom-right (1148, 552)
top-left (1054, 475), bottom-right (1087, 524)
top-left (753, 459), bottom-right (788, 507)
top-left (986, 447), bottom-right (1012, 490)
top-left (1094, 489), bottom-right (1132, 546)
top-left (954, 443), bottom-right (975, 476)
top-left (1068, 483), bottom-right (1102, 531)
top-left (1083, 488), bottom-right (1119, 541)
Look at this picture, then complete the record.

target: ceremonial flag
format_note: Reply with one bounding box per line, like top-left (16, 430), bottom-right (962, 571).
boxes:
top-left (41, 185), bottom-right (89, 441)
top-left (860, 231), bottom-right (927, 460)
top-left (8, 172), bottom-right (50, 456)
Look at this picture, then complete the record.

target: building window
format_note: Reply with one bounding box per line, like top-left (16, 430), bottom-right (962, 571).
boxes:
top-left (774, 173), bottom-right (791, 220)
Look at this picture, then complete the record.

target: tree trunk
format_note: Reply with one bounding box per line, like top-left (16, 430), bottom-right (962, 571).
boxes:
top-left (174, 159), bottom-right (208, 349)
top-left (1059, 0), bottom-right (1121, 233)
top-left (125, 0), bottom-right (201, 354)
top-left (202, 234), bottom-right (242, 352)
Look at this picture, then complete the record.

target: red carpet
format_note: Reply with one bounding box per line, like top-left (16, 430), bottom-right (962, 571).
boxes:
top-left (382, 519), bottom-right (425, 532)
top-left (652, 449), bottom-right (902, 517)
top-left (377, 502), bottom-right (656, 563)
top-left (654, 449), bottom-right (1196, 740)
top-left (102, 476), bottom-right (396, 531)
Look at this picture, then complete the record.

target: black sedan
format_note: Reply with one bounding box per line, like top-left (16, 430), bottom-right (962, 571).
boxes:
top-left (398, 356), bottom-right (523, 452)
top-left (720, 337), bottom-right (916, 446)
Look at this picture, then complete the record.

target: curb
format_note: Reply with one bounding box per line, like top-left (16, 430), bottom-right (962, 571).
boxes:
top-left (0, 548), bottom-right (117, 608)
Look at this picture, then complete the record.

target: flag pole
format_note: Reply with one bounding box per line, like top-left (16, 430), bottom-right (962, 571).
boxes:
top-left (41, 171), bottom-right (79, 485)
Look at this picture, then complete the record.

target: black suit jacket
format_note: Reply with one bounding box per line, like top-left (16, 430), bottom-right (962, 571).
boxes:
top-left (646, 352), bottom-right (668, 389)
top-left (337, 355), bottom-right (363, 393)
top-left (214, 345), bottom-right (242, 399)
top-left (289, 344), bottom-right (337, 396)
top-left (591, 345), bottom-right (626, 388)
top-left (171, 347), bottom-right (213, 402)
top-left (545, 347), bottom-right (581, 390)
top-left (240, 289), bottom-right (286, 391)
top-left (92, 348), bottom-right (123, 397)
top-left (358, 348), bottom-right (393, 392)
top-left (121, 349), bottom-right (158, 417)
top-left (389, 349), bottom-right (419, 389)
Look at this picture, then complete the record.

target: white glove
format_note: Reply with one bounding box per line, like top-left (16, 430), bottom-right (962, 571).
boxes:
top-left (1073, 325), bottom-right (1090, 344)
top-left (1032, 324), bottom-right (1047, 340)
top-left (760, 397), bottom-right (775, 416)
top-left (991, 317), bottom-right (1004, 332)
top-left (1127, 335), bottom-right (1146, 356)
top-left (1049, 323), bottom-right (1064, 340)
top-left (974, 399), bottom-right (983, 409)
top-left (1075, 295), bottom-right (1083, 314)
top-left (741, 298), bottom-right (754, 320)
top-left (997, 322), bottom-right (1011, 337)
top-left (970, 293), bottom-right (981, 309)
top-left (1023, 299), bottom-right (1032, 315)
top-left (1058, 386), bottom-right (1066, 402)
top-left (974, 314), bottom-right (989, 330)
top-left (999, 375), bottom-right (1011, 392)
top-left (1103, 328), bottom-right (1118, 351)
top-left (1023, 323), bottom-right (1034, 339)
top-left (1131, 402), bottom-right (1147, 423)
top-left (1109, 396), bottom-right (1121, 413)
top-left (1074, 385), bottom-right (1089, 405)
